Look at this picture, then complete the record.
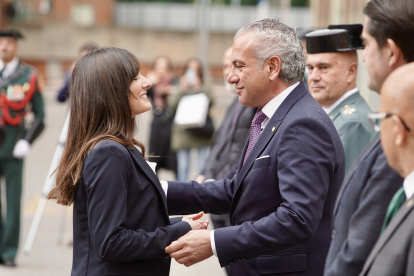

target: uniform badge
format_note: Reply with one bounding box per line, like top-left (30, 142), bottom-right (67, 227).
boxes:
top-left (343, 107), bottom-right (356, 115)
top-left (6, 82), bottom-right (30, 101)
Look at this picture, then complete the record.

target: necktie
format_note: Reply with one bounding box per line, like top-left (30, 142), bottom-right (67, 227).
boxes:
top-left (243, 109), bottom-right (267, 165)
top-left (381, 186), bottom-right (406, 234)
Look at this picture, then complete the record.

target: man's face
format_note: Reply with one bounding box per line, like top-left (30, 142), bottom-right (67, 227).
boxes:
top-left (227, 32), bottom-right (269, 108)
top-left (0, 37), bottom-right (18, 63)
top-left (361, 17), bottom-right (391, 93)
top-left (379, 84), bottom-right (398, 170)
top-left (307, 52), bottom-right (352, 107)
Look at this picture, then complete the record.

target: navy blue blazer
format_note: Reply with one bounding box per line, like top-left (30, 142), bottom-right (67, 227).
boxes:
top-left (324, 134), bottom-right (403, 276)
top-left (167, 83), bottom-right (345, 276)
top-left (72, 141), bottom-right (191, 276)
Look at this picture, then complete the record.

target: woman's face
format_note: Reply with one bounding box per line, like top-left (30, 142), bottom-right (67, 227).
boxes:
top-left (129, 73), bottom-right (152, 117)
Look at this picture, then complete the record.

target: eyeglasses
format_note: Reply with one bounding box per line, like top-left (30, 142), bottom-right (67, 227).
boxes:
top-left (367, 112), bottom-right (411, 132)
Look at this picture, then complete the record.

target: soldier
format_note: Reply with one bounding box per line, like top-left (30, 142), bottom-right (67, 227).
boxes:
top-left (306, 24), bottom-right (374, 174)
top-left (0, 29), bottom-right (45, 267)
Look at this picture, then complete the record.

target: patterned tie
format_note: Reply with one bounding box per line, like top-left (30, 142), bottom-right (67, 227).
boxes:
top-left (243, 109), bottom-right (267, 165)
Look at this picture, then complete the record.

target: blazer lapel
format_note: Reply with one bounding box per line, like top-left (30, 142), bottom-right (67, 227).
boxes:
top-left (127, 147), bottom-right (169, 216)
top-left (361, 194), bottom-right (414, 275)
top-left (233, 83), bottom-right (308, 194)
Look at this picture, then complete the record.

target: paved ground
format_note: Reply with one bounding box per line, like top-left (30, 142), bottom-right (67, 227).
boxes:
top-left (0, 80), bottom-right (233, 275)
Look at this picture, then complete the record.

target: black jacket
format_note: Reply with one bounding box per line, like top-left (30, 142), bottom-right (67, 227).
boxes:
top-left (72, 140), bottom-right (191, 276)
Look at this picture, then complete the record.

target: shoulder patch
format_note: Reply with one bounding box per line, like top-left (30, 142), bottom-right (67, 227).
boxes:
top-left (340, 104), bottom-right (360, 120)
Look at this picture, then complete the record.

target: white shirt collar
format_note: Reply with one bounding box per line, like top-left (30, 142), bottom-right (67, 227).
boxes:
top-left (404, 170), bottom-right (414, 199)
top-left (0, 57), bottom-right (19, 79)
top-left (261, 82), bottom-right (300, 131)
top-left (323, 88), bottom-right (359, 115)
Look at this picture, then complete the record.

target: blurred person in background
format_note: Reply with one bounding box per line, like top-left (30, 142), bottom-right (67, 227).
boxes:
top-left (194, 47), bottom-right (255, 275)
top-left (360, 63), bottom-right (414, 276)
top-left (146, 56), bottom-right (177, 175)
top-left (56, 42), bottom-right (99, 102)
top-left (297, 28), bottom-right (317, 89)
top-left (169, 58), bottom-right (214, 182)
top-left (0, 29), bottom-right (45, 267)
top-left (306, 24), bottom-right (374, 175)
top-left (47, 47), bottom-right (207, 276)
top-left (324, 0), bottom-right (414, 275)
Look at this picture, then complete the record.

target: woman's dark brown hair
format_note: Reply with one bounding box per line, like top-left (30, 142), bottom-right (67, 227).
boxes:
top-left (47, 47), bottom-right (145, 206)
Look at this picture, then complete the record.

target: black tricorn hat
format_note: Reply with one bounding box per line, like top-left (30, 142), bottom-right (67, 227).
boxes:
top-left (0, 29), bottom-right (24, 40)
top-left (306, 24), bottom-right (364, 54)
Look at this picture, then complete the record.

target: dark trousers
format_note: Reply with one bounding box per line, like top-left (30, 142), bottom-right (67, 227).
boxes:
top-left (0, 158), bottom-right (23, 260)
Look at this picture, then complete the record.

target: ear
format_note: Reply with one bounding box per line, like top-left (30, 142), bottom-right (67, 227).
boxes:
top-left (392, 115), bottom-right (407, 146)
top-left (387, 39), bottom-right (405, 68)
top-left (346, 62), bottom-right (358, 84)
top-left (266, 56), bottom-right (281, 81)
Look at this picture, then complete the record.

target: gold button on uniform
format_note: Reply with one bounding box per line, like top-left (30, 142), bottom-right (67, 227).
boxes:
top-left (272, 127), bottom-right (276, 132)
top-left (407, 200), bottom-right (413, 208)
top-left (344, 105), bottom-right (349, 108)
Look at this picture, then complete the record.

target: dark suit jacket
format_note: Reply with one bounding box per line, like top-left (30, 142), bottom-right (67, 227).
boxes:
top-left (167, 83), bottom-right (345, 276)
top-left (72, 141), bottom-right (191, 276)
top-left (360, 194), bottom-right (414, 276)
top-left (324, 134), bottom-right (403, 276)
top-left (202, 95), bottom-right (255, 180)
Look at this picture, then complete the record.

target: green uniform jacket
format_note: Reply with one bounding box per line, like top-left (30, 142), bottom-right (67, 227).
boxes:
top-left (168, 86), bottom-right (214, 150)
top-left (328, 91), bottom-right (373, 175)
top-left (0, 63), bottom-right (45, 159)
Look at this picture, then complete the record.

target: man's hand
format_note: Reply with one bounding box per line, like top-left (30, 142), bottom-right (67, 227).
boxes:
top-left (165, 230), bottom-right (213, 267)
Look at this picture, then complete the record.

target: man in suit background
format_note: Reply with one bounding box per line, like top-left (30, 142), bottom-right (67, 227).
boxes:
top-left (195, 47), bottom-right (255, 275)
top-left (163, 18), bottom-right (345, 276)
top-left (324, 0), bottom-right (414, 275)
top-left (360, 62), bottom-right (414, 276)
top-left (306, 25), bottom-right (374, 175)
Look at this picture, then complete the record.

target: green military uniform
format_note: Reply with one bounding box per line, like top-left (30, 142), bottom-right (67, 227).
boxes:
top-left (0, 61), bottom-right (45, 261)
top-left (328, 91), bottom-right (374, 174)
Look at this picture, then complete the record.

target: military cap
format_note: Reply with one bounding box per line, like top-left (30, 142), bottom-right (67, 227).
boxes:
top-left (306, 24), bottom-right (364, 54)
top-left (0, 29), bottom-right (24, 40)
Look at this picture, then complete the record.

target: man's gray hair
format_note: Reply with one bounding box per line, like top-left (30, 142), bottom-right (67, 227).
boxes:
top-left (235, 18), bottom-right (305, 84)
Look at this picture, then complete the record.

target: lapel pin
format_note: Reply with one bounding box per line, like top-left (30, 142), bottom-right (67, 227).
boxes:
top-left (407, 200), bottom-right (413, 208)
top-left (272, 127), bottom-right (276, 132)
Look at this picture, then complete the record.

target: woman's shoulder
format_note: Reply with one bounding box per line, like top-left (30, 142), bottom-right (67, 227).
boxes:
top-left (85, 140), bottom-right (131, 165)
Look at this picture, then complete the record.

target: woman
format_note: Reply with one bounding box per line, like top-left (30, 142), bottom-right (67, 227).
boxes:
top-left (146, 56), bottom-right (177, 175)
top-left (47, 47), bottom-right (206, 276)
top-left (169, 58), bottom-right (214, 182)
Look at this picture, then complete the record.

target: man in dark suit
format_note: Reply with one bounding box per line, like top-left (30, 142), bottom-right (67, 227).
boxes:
top-left (195, 47), bottom-right (255, 275)
top-left (360, 63), bottom-right (414, 276)
top-left (163, 18), bottom-right (345, 276)
top-left (324, 0), bottom-right (414, 275)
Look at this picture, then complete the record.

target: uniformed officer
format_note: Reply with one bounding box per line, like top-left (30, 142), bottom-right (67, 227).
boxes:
top-left (0, 29), bottom-right (45, 267)
top-left (306, 24), bottom-right (374, 174)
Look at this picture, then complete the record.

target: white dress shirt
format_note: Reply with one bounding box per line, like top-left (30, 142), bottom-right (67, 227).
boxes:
top-left (160, 81), bottom-right (300, 257)
top-left (322, 88), bottom-right (359, 115)
top-left (0, 57), bottom-right (19, 79)
top-left (404, 170), bottom-right (414, 199)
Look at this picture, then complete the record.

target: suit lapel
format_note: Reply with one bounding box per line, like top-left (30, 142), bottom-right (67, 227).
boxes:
top-left (361, 194), bottom-right (414, 275)
top-left (127, 147), bottom-right (169, 216)
top-left (233, 83), bottom-right (308, 195)
top-left (334, 133), bottom-right (381, 215)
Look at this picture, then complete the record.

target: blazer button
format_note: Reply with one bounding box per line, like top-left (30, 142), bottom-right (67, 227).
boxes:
top-left (331, 230), bottom-right (335, 239)
top-left (231, 220), bottom-right (235, 226)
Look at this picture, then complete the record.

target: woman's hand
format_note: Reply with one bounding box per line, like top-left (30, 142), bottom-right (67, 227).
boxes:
top-left (182, 212), bottom-right (209, 230)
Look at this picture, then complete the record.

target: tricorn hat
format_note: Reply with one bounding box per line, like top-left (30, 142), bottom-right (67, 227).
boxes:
top-left (0, 29), bottom-right (24, 40)
top-left (306, 24), bottom-right (364, 54)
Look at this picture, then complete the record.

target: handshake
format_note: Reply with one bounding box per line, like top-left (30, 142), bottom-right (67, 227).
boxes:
top-left (165, 212), bottom-right (215, 267)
